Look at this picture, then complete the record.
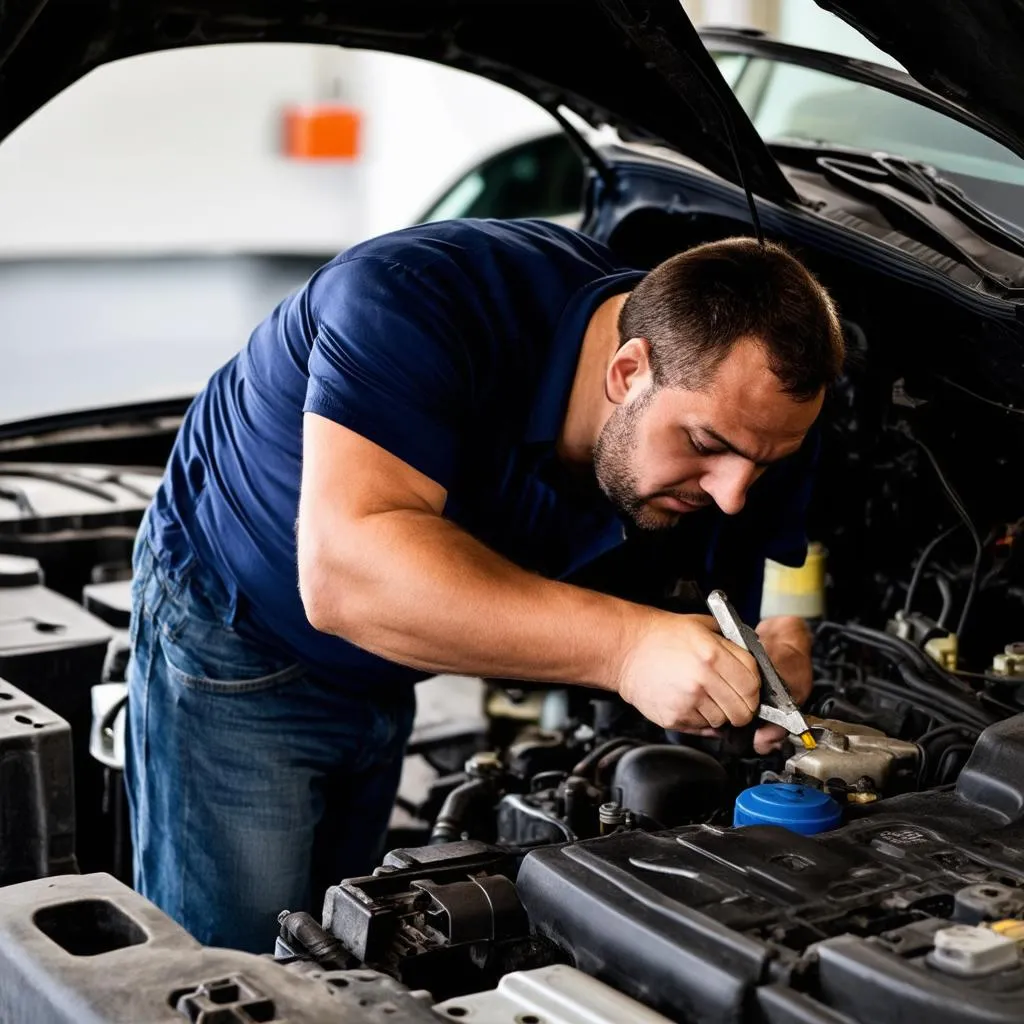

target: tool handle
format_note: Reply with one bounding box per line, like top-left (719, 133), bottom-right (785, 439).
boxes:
top-left (706, 590), bottom-right (750, 651)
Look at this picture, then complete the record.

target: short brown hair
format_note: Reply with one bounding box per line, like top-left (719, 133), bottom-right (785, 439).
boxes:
top-left (618, 237), bottom-right (844, 401)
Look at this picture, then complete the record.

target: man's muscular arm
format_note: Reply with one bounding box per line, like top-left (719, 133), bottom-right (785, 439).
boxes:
top-left (297, 413), bottom-right (762, 733)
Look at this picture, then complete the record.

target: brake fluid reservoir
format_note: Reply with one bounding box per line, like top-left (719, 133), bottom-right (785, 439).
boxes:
top-left (733, 782), bottom-right (842, 835)
top-left (760, 541), bottom-right (827, 620)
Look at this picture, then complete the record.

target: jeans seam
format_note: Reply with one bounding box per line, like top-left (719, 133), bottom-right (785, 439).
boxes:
top-left (177, 636), bottom-right (193, 930)
top-left (139, 623), bottom-right (156, 772)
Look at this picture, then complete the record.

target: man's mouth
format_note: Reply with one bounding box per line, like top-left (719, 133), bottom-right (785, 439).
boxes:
top-left (649, 494), bottom-right (710, 514)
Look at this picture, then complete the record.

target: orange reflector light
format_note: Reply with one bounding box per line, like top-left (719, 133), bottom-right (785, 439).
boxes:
top-left (283, 105), bottom-right (361, 160)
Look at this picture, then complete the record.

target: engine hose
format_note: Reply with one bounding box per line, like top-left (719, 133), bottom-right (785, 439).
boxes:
top-left (917, 723), bottom-right (981, 749)
top-left (842, 672), bottom-right (954, 718)
top-left (500, 793), bottom-right (576, 842)
top-left (936, 743), bottom-right (974, 785)
top-left (570, 737), bottom-right (638, 781)
top-left (843, 676), bottom-right (992, 732)
top-left (916, 725), bottom-right (982, 787)
top-left (595, 743), bottom-right (637, 784)
top-left (935, 575), bottom-right (954, 630)
top-left (818, 621), bottom-right (975, 695)
top-left (815, 630), bottom-right (983, 720)
top-left (890, 666), bottom-right (993, 724)
top-left (277, 910), bottom-right (353, 970)
top-left (429, 778), bottom-right (493, 845)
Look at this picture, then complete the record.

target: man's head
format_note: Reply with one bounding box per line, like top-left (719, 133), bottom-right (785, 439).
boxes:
top-left (593, 237), bottom-right (843, 530)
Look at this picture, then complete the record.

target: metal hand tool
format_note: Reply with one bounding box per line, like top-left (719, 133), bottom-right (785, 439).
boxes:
top-left (706, 589), bottom-right (817, 750)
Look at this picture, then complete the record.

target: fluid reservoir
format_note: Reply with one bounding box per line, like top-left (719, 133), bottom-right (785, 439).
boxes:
top-left (760, 541), bottom-right (827, 620)
top-left (733, 782), bottom-right (842, 835)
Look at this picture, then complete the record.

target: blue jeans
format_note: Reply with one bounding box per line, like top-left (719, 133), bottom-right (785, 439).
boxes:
top-left (123, 519), bottom-right (415, 953)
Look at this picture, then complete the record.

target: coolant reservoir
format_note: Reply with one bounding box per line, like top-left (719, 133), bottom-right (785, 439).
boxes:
top-left (760, 541), bottom-right (827, 620)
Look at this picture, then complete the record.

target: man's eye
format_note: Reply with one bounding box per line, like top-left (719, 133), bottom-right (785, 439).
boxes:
top-left (688, 434), bottom-right (713, 456)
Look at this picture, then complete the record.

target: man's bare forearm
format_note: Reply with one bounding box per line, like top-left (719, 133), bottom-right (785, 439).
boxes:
top-left (299, 507), bottom-right (649, 690)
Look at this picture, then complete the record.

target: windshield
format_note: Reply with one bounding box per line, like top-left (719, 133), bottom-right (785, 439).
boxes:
top-left (712, 50), bottom-right (1024, 229)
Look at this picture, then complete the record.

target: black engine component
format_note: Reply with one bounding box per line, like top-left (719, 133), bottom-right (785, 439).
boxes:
top-left (322, 841), bottom-right (566, 1001)
top-left (0, 678), bottom-right (75, 885)
top-left (0, 554), bottom-right (113, 873)
top-left (610, 744), bottom-right (730, 828)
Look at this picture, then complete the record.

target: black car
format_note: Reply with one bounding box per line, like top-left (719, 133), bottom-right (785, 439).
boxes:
top-left (2, 3), bottom-right (1024, 1023)
top-left (420, 26), bottom-right (1024, 232)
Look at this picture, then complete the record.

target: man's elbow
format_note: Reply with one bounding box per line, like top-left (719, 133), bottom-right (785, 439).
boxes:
top-left (298, 560), bottom-right (336, 635)
top-left (297, 542), bottom-right (357, 637)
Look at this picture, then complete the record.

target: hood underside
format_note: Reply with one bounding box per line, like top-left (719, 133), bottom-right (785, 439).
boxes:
top-left (3, 2), bottom-right (1022, 210)
top-left (0, 0), bottom-right (797, 202)
top-left (817, 0), bottom-right (1024, 160)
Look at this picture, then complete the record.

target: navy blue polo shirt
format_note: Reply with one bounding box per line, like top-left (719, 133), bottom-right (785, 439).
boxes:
top-left (147, 218), bottom-right (815, 691)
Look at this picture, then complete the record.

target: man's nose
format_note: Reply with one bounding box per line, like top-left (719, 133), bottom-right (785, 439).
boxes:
top-left (701, 460), bottom-right (760, 516)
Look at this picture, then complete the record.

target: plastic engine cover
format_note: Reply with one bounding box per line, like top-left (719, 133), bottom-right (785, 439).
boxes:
top-left (517, 716), bottom-right (1024, 1024)
top-left (0, 567), bottom-right (113, 872)
top-left (0, 874), bottom-right (441, 1023)
top-left (0, 678), bottom-right (75, 884)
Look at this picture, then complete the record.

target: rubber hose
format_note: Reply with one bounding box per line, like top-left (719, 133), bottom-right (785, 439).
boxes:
top-left (429, 777), bottom-right (492, 844)
top-left (571, 737), bottom-right (638, 780)
top-left (278, 911), bottom-right (352, 970)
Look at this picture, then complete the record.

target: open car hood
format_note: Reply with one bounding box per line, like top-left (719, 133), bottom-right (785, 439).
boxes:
top-left (0, 0), bottom-right (800, 201)
top-left (819, 1), bottom-right (1024, 158)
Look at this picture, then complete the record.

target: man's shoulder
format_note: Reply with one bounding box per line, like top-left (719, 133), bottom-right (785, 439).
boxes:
top-left (329, 218), bottom-right (623, 279)
top-left (304, 218), bottom-right (633, 332)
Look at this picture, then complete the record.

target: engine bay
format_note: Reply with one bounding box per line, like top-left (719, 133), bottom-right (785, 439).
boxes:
top-left (0, 209), bottom-right (1024, 1022)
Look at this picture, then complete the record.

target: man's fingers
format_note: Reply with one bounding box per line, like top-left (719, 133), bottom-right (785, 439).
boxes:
top-left (716, 641), bottom-right (761, 715)
top-left (754, 723), bottom-right (787, 755)
top-left (696, 696), bottom-right (729, 730)
top-left (704, 672), bottom-right (758, 727)
top-left (689, 614), bottom-right (721, 632)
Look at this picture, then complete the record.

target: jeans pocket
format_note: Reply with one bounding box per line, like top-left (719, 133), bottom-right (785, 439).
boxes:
top-left (157, 576), bottom-right (304, 695)
top-left (162, 648), bottom-right (305, 695)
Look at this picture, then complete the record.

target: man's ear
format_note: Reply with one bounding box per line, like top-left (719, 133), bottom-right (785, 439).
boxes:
top-left (606, 337), bottom-right (653, 405)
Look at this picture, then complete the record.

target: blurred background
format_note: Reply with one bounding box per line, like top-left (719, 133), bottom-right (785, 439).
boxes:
top-left (0, 0), bottom-right (898, 424)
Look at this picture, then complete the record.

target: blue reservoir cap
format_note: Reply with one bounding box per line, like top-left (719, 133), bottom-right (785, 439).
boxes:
top-left (733, 783), bottom-right (842, 835)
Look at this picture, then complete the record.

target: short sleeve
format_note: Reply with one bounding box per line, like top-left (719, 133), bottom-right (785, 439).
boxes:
top-left (303, 256), bottom-right (470, 490)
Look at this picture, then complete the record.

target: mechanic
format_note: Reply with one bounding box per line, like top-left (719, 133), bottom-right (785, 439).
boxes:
top-left (125, 217), bottom-right (844, 953)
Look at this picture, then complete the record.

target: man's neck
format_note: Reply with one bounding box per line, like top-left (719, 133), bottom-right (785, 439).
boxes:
top-left (556, 292), bottom-right (629, 467)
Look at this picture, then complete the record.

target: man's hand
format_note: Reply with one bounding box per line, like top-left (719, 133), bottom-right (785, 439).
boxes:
top-left (616, 613), bottom-right (763, 731)
top-left (752, 615), bottom-right (813, 754)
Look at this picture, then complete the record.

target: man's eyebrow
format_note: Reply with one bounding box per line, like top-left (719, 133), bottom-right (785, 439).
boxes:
top-left (700, 426), bottom-right (785, 468)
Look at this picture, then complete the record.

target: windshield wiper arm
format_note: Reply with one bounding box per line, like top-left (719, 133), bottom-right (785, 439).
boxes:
top-left (875, 153), bottom-right (1024, 256)
top-left (811, 149), bottom-right (1024, 290)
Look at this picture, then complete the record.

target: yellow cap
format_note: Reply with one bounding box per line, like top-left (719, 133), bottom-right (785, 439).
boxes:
top-left (990, 920), bottom-right (1024, 943)
top-left (847, 792), bottom-right (879, 804)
